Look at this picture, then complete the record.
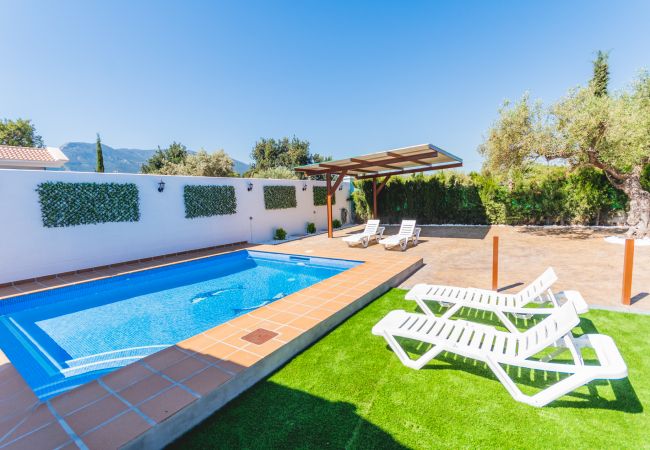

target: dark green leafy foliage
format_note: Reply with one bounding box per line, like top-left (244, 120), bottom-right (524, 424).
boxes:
top-left (353, 167), bottom-right (627, 225)
top-left (183, 185), bottom-right (237, 218)
top-left (313, 186), bottom-right (335, 206)
top-left (306, 222), bottom-right (316, 233)
top-left (0, 118), bottom-right (43, 147)
top-left (332, 219), bottom-right (341, 228)
top-left (36, 182), bottom-right (139, 228)
top-left (264, 186), bottom-right (297, 210)
top-left (274, 228), bottom-right (287, 240)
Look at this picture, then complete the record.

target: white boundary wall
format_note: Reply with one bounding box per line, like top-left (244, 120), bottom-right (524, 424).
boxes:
top-left (0, 169), bottom-right (351, 284)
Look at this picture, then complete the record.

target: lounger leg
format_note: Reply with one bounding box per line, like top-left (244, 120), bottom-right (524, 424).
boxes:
top-left (382, 332), bottom-right (445, 370)
top-left (485, 356), bottom-right (592, 407)
top-left (439, 302), bottom-right (463, 320)
top-left (494, 310), bottom-right (521, 334)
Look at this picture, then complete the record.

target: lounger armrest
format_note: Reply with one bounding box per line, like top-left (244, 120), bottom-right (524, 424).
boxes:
top-left (414, 228), bottom-right (421, 239)
top-left (377, 227), bottom-right (385, 238)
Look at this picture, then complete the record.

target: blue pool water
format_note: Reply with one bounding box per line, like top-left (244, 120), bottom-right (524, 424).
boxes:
top-left (0, 250), bottom-right (360, 399)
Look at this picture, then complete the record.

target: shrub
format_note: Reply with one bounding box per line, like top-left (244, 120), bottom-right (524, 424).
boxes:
top-left (332, 219), bottom-right (342, 229)
top-left (274, 227), bottom-right (287, 240)
top-left (183, 185), bottom-right (237, 218)
top-left (36, 182), bottom-right (139, 228)
top-left (264, 185), bottom-right (297, 209)
top-left (351, 166), bottom-right (627, 226)
top-left (313, 186), bottom-right (335, 206)
top-left (306, 222), bottom-right (316, 233)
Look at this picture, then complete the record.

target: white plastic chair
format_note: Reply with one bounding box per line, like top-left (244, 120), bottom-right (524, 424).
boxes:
top-left (406, 268), bottom-right (589, 333)
top-left (342, 220), bottom-right (385, 248)
top-left (378, 220), bottom-right (421, 251)
top-left (372, 301), bottom-right (627, 407)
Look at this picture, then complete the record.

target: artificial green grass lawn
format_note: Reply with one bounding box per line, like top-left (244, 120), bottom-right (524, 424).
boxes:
top-left (173, 289), bottom-right (649, 449)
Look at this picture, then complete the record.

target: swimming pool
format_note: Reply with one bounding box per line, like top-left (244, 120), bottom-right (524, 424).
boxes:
top-left (0, 250), bottom-right (360, 399)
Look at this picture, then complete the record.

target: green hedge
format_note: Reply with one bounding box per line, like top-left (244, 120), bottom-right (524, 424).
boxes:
top-left (36, 181), bottom-right (140, 228)
top-left (264, 185), bottom-right (297, 210)
top-left (352, 167), bottom-right (628, 225)
top-left (184, 185), bottom-right (237, 218)
top-left (313, 186), bottom-right (335, 206)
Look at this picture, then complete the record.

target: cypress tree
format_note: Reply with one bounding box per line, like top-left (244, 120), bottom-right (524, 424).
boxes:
top-left (96, 133), bottom-right (105, 173)
top-left (591, 50), bottom-right (609, 97)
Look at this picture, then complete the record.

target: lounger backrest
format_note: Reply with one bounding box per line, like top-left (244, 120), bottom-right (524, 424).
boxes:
top-left (398, 220), bottom-right (417, 236)
top-left (516, 301), bottom-right (579, 359)
top-left (364, 220), bottom-right (380, 235)
top-left (516, 267), bottom-right (558, 303)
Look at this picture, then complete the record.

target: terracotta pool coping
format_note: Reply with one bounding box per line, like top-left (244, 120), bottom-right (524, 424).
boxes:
top-left (0, 242), bottom-right (423, 449)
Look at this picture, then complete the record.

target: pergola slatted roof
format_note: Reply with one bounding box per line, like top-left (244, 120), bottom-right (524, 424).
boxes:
top-left (295, 144), bottom-right (463, 179)
top-left (295, 144), bottom-right (463, 238)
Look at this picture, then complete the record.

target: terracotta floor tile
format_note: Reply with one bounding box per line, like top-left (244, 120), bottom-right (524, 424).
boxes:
top-left (221, 330), bottom-right (256, 348)
top-left (195, 342), bottom-right (240, 364)
top-left (118, 374), bottom-right (172, 406)
top-left (142, 347), bottom-right (189, 372)
top-left (65, 394), bottom-right (128, 435)
top-left (244, 338), bottom-right (285, 357)
top-left (203, 323), bottom-right (240, 341)
top-left (12, 281), bottom-right (47, 294)
top-left (81, 411), bottom-right (151, 450)
top-left (3, 421), bottom-right (70, 450)
top-left (247, 306), bottom-right (279, 320)
top-left (288, 315), bottom-right (323, 331)
top-left (7, 403), bottom-right (56, 441)
top-left (225, 350), bottom-right (260, 369)
top-left (305, 307), bottom-right (336, 321)
top-left (50, 381), bottom-right (108, 416)
top-left (227, 314), bottom-right (265, 331)
top-left (181, 366), bottom-right (232, 396)
top-left (102, 363), bottom-right (154, 392)
top-left (0, 286), bottom-right (20, 298)
top-left (161, 356), bottom-right (209, 382)
top-left (177, 333), bottom-right (217, 354)
top-left (274, 325), bottom-right (305, 343)
top-left (264, 310), bottom-right (301, 325)
top-left (138, 386), bottom-right (197, 423)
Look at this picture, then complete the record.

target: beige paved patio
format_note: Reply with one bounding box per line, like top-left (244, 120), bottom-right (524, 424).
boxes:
top-left (279, 225), bottom-right (650, 312)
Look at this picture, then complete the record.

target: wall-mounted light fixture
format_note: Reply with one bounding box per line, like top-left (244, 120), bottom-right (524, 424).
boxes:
top-left (302, 182), bottom-right (308, 191)
top-left (247, 182), bottom-right (253, 191)
top-left (157, 180), bottom-right (166, 193)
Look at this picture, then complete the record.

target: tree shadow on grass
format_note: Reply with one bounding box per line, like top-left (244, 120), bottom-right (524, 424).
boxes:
top-left (390, 307), bottom-right (642, 413)
top-left (170, 380), bottom-right (407, 450)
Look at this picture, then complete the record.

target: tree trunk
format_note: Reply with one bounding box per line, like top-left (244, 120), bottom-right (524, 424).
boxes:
top-left (622, 175), bottom-right (650, 238)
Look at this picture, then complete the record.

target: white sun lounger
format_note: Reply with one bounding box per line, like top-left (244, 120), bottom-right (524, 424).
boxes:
top-left (405, 268), bottom-right (589, 333)
top-left (342, 220), bottom-right (385, 248)
top-left (378, 220), bottom-right (421, 251)
top-left (372, 302), bottom-right (627, 407)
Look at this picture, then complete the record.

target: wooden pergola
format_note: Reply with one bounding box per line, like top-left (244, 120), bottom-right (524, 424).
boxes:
top-left (295, 144), bottom-right (463, 238)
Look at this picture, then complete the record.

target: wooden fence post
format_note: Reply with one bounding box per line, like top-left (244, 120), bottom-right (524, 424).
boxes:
top-left (621, 238), bottom-right (634, 305)
top-left (492, 236), bottom-right (499, 291)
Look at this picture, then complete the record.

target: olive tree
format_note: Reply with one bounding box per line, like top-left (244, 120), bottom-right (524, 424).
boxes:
top-left (481, 72), bottom-right (650, 237)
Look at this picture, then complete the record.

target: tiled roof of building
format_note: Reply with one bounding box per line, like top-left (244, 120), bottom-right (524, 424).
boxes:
top-left (0, 145), bottom-right (68, 168)
top-left (0, 145), bottom-right (55, 162)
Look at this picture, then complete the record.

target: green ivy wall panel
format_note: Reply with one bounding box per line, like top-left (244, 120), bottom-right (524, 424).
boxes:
top-left (184, 185), bottom-right (237, 218)
top-left (313, 186), bottom-right (335, 206)
top-left (263, 185), bottom-right (297, 210)
top-left (36, 182), bottom-right (140, 228)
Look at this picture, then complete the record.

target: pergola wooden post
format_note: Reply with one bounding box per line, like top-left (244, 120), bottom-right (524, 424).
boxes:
top-left (326, 170), bottom-right (347, 238)
top-left (294, 144), bottom-right (464, 238)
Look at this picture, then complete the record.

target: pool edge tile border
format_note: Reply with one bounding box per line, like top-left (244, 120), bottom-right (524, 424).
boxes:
top-left (122, 255), bottom-right (422, 450)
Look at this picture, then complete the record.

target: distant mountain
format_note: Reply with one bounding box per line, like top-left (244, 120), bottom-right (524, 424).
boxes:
top-left (58, 142), bottom-right (250, 175)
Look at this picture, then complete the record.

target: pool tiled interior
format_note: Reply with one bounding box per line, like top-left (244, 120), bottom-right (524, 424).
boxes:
top-left (0, 236), bottom-right (422, 449)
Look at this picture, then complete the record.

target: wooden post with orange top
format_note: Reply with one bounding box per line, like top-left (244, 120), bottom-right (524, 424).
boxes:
top-left (492, 236), bottom-right (499, 290)
top-left (621, 238), bottom-right (634, 305)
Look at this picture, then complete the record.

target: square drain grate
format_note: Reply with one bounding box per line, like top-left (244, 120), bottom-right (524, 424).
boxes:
top-left (241, 328), bottom-right (278, 345)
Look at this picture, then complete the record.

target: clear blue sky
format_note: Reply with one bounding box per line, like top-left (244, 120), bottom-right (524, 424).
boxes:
top-left (1, 1), bottom-right (649, 171)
